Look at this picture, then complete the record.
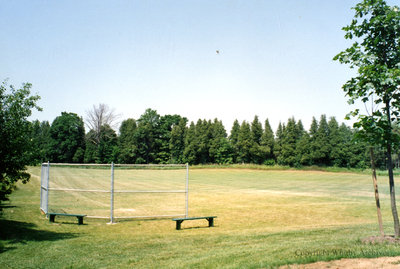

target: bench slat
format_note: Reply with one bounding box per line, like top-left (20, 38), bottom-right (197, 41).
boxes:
top-left (49, 213), bottom-right (86, 217)
top-left (172, 216), bottom-right (217, 221)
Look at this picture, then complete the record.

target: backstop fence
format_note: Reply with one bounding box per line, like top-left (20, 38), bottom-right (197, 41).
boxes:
top-left (40, 162), bottom-right (189, 223)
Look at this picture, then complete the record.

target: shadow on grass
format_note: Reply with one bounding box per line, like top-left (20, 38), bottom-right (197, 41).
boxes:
top-left (177, 225), bottom-right (218, 231)
top-left (0, 219), bottom-right (78, 253)
top-left (0, 205), bottom-right (16, 209)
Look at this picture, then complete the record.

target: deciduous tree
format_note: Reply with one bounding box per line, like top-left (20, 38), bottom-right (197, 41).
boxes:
top-left (0, 81), bottom-right (41, 202)
top-left (334, 0), bottom-right (400, 236)
top-left (49, 112), bottom-right (85, 163)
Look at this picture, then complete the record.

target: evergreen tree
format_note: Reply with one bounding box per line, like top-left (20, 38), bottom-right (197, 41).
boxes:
top-left (97, 124), bottom-right (118, 163)
top-left (209, 119), bottom-right (233, 164)
top-left (229, 119), bottom-right (241, 162)
top-left (308, 117), bottom-right (319, 165)
top-left (296, 120), bottom-right (305, 139)
top-left (197, 119), bottom-right (213, 164)
top-left (296, 132), bottom-right (312, 166)
top-left (260, 119), bottom-right (275, 164)
top-left (274, 122), bottom-right (285, 162)
top-left (314, 115), bottom-right (330, 166)
top-left (156, 114), bottom-right (185, 163)
top-left (84, 130), bottom-right (97, 163)
top-left (135, 109), bottom-right (161, 163)
top-left (183, 122), bottom-right (197, 164)
top-left (328, 117), bottom-right (342, 166)
top-left (118, 118), bottom-right (138, 164)
top-left (170, 118), bottom-right (188, 163)
top-left (250, 116), bottom-right (264, 164)
top-left (251, 116), bottom-right (263, 145)
top-left (278, 117), bottom-right (299, 166)
top-left (237, 121), bottom-right (252, 163)
top-left (30, 120), bottom-right (50, 164)
top-left (84, 124), bottom-right (118, 163)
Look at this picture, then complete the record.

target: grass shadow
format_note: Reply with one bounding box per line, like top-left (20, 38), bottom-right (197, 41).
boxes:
top-left (177, 225), bottom-right (218, 231)
top-left (0, 219), bottom-right (78, 253)
top-left (0, 205), bottom-right (16, 209)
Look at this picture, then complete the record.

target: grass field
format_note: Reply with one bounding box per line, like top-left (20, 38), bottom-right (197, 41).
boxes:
top-left (2, 167), bottom-right (400, 268)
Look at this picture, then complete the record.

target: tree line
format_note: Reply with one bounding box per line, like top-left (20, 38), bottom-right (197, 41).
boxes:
top-left (29, 107), bottom-right (389, 169)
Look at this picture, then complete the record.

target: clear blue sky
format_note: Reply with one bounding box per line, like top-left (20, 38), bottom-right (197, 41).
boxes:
top-left (1, 0), bottom-right (397, 132)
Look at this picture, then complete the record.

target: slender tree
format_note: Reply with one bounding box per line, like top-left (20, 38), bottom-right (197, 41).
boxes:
top-left (334, 0), bottom-right (400, 236)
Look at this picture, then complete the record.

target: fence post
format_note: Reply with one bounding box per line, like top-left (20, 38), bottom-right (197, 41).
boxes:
top-left (46, 161), bottom-right (50, 215)
top-left (109, 162), bottom-right (115, 224)
top-left (185, 163), bottom-right (189, 217)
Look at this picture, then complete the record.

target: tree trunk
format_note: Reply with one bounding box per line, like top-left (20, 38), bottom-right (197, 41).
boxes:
top-left (387, 146), bottom-right (400, 237)
top-left (370, 147), bottom-right (384, 236)
top-left (385, 100), bottom-right (400, 237)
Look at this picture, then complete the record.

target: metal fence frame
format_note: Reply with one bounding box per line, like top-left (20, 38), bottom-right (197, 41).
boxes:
top-left (40, 162), bottom-right (189, 223)
top-left (40, 162), bottom-right (50, 214)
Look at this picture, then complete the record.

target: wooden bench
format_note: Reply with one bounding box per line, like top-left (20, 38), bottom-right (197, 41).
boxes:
top-left (172, 216), bottom-right (217, 230)
top-left (48, 213), bottom-right (87, 225)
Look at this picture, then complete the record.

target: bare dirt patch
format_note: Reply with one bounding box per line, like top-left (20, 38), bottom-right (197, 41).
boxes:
top-left (280, 256), bottom-right (400, 269)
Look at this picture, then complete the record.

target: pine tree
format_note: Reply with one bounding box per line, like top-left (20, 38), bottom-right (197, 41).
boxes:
top-left (30, 120), bottom-right (50, 164)
top-left (170, 118), bottom-right (188, 163)
top-left (135, 109), bottom-right (161, 163)
top-left (156, 114), bottom-right (184, 163)
top-left (250, 116), bottom-right (264, 164)
top-left (314, 115), bottom-right (330, 166)
top-left (183, 122), bottom-right (197, 164)
top-left (229, 119), bottom-right (241, 163)
top-left (209, 119), bottom-right (233, 164)
top-left (260, 119), bottom-right (275, 164)
top-left (274, 122), bottom-right (285, 162)
top-left (296, 132), bottom-right (312, 166)
top-left (278, 117), bottom-right (298, 166)
top-left (328, 117), bottom-right (341, 166)
top-left (118, 118), bottom-right (137, 164)
top-left (237, 121), bottom-right (252, 163)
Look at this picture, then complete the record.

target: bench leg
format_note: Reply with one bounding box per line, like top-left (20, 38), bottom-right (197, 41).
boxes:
top-left (49, 214), bottom-right (56, 223)
top-left (176, 220), bottom-right (183, 230)
top-left (77, 216), bottom-right (84, 225)
top-left (207, 218), bottom-right (214, 227)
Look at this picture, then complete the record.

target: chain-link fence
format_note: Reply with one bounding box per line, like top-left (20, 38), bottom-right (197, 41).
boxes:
top-left (40, 163), bottom-right (189, 223)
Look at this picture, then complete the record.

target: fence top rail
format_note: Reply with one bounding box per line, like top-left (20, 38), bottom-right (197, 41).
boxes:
top-left (42, 163), bottom-right (187, 167)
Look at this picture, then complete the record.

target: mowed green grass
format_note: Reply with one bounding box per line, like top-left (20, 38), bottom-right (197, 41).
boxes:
top-left (2, 167), bottom-right (400, 268)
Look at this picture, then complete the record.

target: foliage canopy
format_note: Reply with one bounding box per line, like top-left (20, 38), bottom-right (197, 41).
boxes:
top-left (0, 81), bottom-right (41, 202)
